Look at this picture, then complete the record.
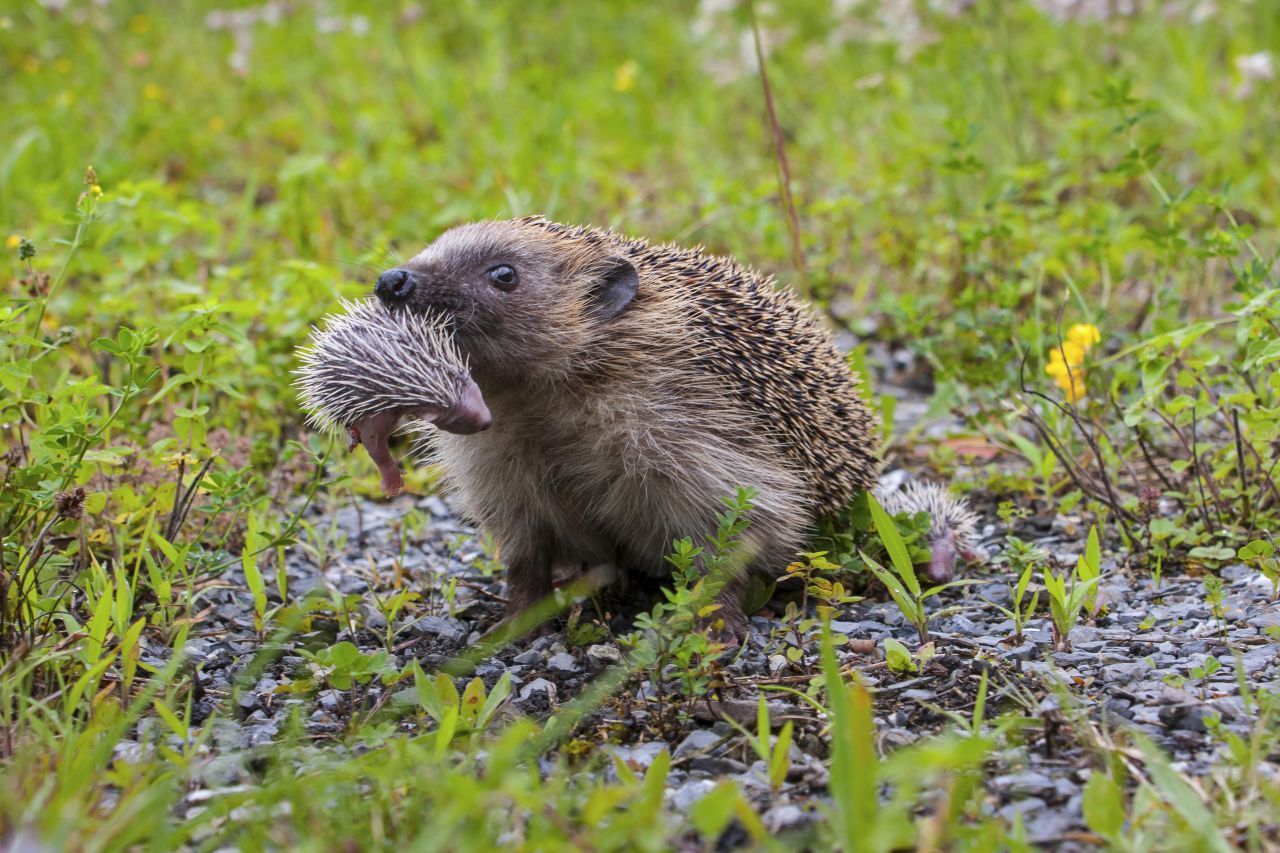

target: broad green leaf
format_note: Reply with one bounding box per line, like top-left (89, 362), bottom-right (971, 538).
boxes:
top-left (1082, 772), bottom-right (1126, 837)
top-left (868, 494), bottom-right (920, 596)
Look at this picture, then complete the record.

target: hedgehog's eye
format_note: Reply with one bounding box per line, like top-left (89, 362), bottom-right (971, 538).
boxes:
top-left (486, 264), bottom-right (518, 291)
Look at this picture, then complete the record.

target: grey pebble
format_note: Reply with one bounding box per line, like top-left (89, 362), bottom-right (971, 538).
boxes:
top-left (512, 649), bottom-right (543, 667)
top-left (547, 652), bottom-right (580, 677)
top-left (674, 728), bottom-right (722, 757)
top-left (517, 678), bottom-right (557, 714)
top-left (409, 615), bottom-right (468, 645)
top-left (586, 644), bottom-right (621, 665)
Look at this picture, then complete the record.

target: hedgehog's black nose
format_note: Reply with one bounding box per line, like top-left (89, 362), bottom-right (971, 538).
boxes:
top-left (375, 268), bottom-right (415, 305)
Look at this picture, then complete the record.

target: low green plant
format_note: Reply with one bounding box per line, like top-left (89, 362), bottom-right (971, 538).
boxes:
top-left (723, 695), bottom-right (794, 792)
top-left (1238, 537), bottom-right (1280, 601)
top-left (983, 562), bottom-right (1040, 645)
top-left (1043, 565), bottom-right (1100, 653)
top-left (819, 624), bottom-right (991, 851)
top-left (882, 636), bottom-right (937, 674)
top-left (299, 641), bottom-right (401, 693)
top-left (410, 664), bottom-right (513, 751)
top-left (624, 487), bottom-right (756, 725)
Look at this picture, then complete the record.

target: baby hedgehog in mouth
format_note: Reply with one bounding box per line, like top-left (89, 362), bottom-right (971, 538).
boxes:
top-left (368, 217), bottom-right (974, 637)
top-left (294, 298), bottom-right (492, 495)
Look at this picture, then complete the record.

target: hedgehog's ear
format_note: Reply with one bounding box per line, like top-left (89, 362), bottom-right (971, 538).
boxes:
top-left (588, 256), bottom-right (638, 320)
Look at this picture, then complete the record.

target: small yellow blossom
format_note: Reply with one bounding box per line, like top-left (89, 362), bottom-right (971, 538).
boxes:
top-left (1047, 339), bottom-right (1086, 367)
top-left (1044, 359), bottom-right (1071, 379)
top-left (143, 83), bottom-right (164, 100)
top-left (1045, 322), bottom-right (1100, 403)
top-left (208, 116), bottom-right (226, 132)
top-left (6, 235), bottom-right (21, 250)
top-left (130, 14), bottom-right (151, 34)
top-left (614, 60), bottom-right (638, 93)
top-left (1057, 372), bottom-right (1086, 402)
top-left (90, 184), bottom-right (103, 197)
top-left (1067, 323), bottom-right (1101, 349)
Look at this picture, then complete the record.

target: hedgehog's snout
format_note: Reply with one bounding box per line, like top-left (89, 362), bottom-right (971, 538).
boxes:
top-left (375, 268), bottom-right (417, 306)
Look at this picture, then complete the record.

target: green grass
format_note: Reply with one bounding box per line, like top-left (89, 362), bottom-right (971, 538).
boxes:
top-left (3, 1), bottom-right (1280, 849)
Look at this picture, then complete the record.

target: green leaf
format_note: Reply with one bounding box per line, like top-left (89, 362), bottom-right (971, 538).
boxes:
top-left (459, 676), bottom-right (486, 729)
top-left (883, 637), bottom-right (916, 673)
top-left (1082, 772), bottom-right (1126, 838)
top-left (689, 781), bottom-right (740, 841)
top-left (769, 721), bottom-right (794, 789)
top-left (868, 494), bottom-right (920, 596)
top-left (1187, 545), bottom-right (1236, 562)
top-left (1238, 539), bottom-right (1276, 561)
top-left (475, 671), bottom-right (513, 731)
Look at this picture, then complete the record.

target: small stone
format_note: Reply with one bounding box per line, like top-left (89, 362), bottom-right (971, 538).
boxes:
top-left (999, 797), bottom-right (1047, 822)
top-left (609, 741), bottom-right (668, 774)
top-left (423, 496), bottom-right (451, 517)
top-left (764, 804), bottom-right (812, 833)
top-left (547, 652), bottom-right (580, 678)
top-left (359, 604), bottom-right (387, 631)
top-left (517, 678), bottom-right (557, 714)
top-left (996, 770), bottom-right (1056, 799)
top-left (246, 722), bottom-right (279, 747)
top-left (409, 616), bottom-right (468, 645)
top-left (586, 644), bottom-right (621, 665)
top-left (901, 688), bottom-right (936, 702)
top-left (475, 661), bottom-right (506, 679)
top-left (674, 728), bottom-right (722, 757)
top-left (512, 649), bottom-right (543, 667)
top-left (1103, 661), bottom-right (1151, 683)
top-left (1159, 704), bottom-right (1213, 733)
top-left (667, 779), bottom-right (718, 812)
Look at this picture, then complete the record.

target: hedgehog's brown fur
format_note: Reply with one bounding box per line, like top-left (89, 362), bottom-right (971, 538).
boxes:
top-left (520, 217), bottom-right (880, 514)
top-left (387, 216), bottom-right (880, 636)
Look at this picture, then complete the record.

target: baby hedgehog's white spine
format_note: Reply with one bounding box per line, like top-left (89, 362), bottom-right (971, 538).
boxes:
top-left (876, 479), bottom-right (979, 546)
top-left (294, 298), bottom-right (469, 435)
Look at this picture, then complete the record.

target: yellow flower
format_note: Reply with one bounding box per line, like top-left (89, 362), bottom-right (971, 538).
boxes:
top-left (130, 15), bottom-right (151, 34)
top-left (208, 116), bottom-right (226, 132)
top-left (1047, 340), bottom-right (1086, 367)
top-left (6, 235), bottom-right (20, 250)
top-left (1054, 371), bottom-right (1086, 403)
top-left (90, 184), bottom-right (103, 197)
top-left (1067, 323), bottom-right (1101, 350)
top-left (1044, 359), bottom-right (1070, 378)
top-left (613, 60), bottom-right (638, 93)
top-left (143, 83), bottom-right (164, 100)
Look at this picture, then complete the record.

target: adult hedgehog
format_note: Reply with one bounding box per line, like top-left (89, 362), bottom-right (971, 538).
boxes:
top-left (371, 217), bottom-right (947, 637)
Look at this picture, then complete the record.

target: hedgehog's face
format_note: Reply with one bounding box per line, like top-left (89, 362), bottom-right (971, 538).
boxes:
top-left (374, 220), bottom-right (638, 382)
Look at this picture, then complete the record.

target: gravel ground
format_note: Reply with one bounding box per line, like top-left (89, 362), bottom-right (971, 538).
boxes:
top-left (130, 370), bottom-right (1280, 846)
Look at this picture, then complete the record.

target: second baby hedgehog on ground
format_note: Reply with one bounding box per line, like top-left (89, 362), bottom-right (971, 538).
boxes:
top-left (371, 216), bottom-right (969, 637)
